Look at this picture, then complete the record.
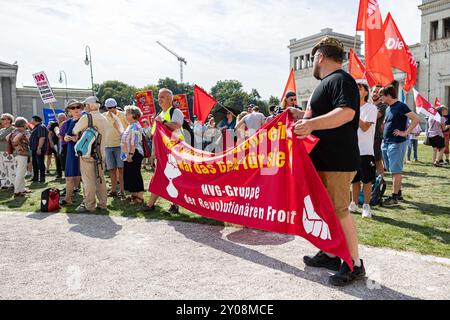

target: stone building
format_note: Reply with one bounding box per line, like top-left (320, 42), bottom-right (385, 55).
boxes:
top-left (0, 61), bottom-right (91, 120)
top-left (288, 0), bottom-right (450, 110)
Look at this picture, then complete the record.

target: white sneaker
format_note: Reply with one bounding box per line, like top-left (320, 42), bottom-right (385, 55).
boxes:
top-left (362, 204), bottom-right (372, 218)
top-left (348, 201), bottom-right (358, 213)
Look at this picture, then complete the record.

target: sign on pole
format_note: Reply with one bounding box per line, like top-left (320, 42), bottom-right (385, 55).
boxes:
top-left (173, 94), bottom-right (190, 120)
top-left (32, 71), bottom-right (57, 104)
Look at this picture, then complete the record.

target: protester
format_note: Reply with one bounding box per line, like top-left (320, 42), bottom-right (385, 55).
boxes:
top-left (72, 96), bottom-right (108, 213)
top-left (8, 117), bottom-right (31, 197)
top-left (235, 112), bottom-right (249, 144)
top-left (218, 111), bottom-right (236, 150)
top-left (349, 83), bottom-right (378, 219)
top-left (371, 85), bottom-right (388, 177)
top-left (275, 91), bottom-right (298, 115)
top-left (406, 119), bottom-right (422, 163)
top-left (427, 107), bottom-right (446, 167)
top-left (266, 105), bottom-right (276, 123)
top-left (202, 117), bottom-right (219, 151)
top-left (121, 106), bottom-right (145, 204)
top-left (141, 118), bottom-right (153, 170)
top-left (58, 113), bottom-right (68, 173)
top-left (439, 105), bottom-right (449, 164)
top-left (247, 104), bottom-right (254, 113)
top-left (235, 106), bottom-right (266, 135)
top-left (61, 100), bottom-right (83, 206)
top-left (218, 111), bottom-right (236, 130)
top-left (29, 115), bottom-right (49, 183)
top-left (139, 88), bottom-right (184, 214)
top-left (104, 98), bottom-right (128, 198)
top-left (290, 36), bottom-right (364, 286)
top-left (381, 81), bottom-right (421, 206)
top-left (0, 113), bottom-right (16, 188)
top-left (47, 121), bottom-right (63, 178)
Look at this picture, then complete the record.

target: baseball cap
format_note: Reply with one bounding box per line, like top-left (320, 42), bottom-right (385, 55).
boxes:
top-left (105, 98), bottom-right (118, 108)
top-left (285, 91), bottom-right (296, 99)
top-left (83, 96), bottom-right (101, 104)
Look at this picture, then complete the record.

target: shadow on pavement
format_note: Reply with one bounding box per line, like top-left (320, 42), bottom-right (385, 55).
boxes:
top-left (168, 221), bottom-right (420, 300)
top-left (66, 213), bottom-right (122, 240)
top-left (226, 228), bottom-right (295, 246)
top-left (27, 212), bottom-right (57, 220)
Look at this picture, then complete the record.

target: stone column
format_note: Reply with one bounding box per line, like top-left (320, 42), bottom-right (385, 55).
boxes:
top-left (0, 77), bottom-right (3, 114)
top-left (11, 77), bottom-right (17, 115)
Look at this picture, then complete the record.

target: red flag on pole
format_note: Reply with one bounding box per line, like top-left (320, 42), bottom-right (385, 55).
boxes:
top-left (349, 48), bottom-right (377, 88)
top-left (413, 89), bottom-right (441, 122)
top-left (360, 0), bottom-right (394, 87)
top-left (281, 68), bottom-right (297, 100)
top-left (380, 13), bottom-right (418, 92)
top-left (193, 85), bottom-right (217, 124)
top-left (435, 98), bottom-right (442, 108)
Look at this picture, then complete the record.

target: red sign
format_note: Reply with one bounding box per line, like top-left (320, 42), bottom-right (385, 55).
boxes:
top-left (148, 112), bottom-right (353, 268)
top-left (136, 91), bottom-right (156, 118)
top-left (173, 94), bottom-right (190, 120)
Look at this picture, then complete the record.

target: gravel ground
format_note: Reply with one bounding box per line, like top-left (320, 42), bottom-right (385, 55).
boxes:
top-left (0, 211), bottom-right (448, 300)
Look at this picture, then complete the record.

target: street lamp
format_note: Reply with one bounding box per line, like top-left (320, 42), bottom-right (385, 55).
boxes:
top-left (84, 45), bottom-right (94, 96)
top-left (59, 70), bottom-right (68, 101)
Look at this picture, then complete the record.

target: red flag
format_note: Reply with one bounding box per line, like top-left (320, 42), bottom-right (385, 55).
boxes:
top-left (435, 98), bottom-right (442, 108)
top-left (281, 68), bottom-right (297, 100)
top-left (348, 48), bottom-right (378, 88)
top-left (380, 13), bottom-right (418, 92)
top-left (194, 85), bottom-right (217, 124)
top-left (361, 0), bottom-right (394, 87)
top-left (413, 89), bottom-right (441, 122)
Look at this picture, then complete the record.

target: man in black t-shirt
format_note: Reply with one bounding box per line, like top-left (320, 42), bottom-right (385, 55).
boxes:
top-left (371, 85), bottom-right (388, 177)
top-left (290, 37), bottom-right (365, 287)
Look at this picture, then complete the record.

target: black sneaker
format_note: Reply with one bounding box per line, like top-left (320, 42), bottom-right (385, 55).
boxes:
top-left (397, 191), bottom-right (404, 201)
top-left (168, 204), bottom-right (179, 215)
top-left (136, 205), bottom-right (155, 212)
top-left (329, 260), bottom-right (366, 287)
top-left (303, 251), bottom-right (342, 271)
top-left (382, 196), bottom-right (399, 207)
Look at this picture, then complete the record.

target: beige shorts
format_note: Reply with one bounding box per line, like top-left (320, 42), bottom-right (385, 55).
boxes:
top-left (318, 171), bottom-right (356, 219)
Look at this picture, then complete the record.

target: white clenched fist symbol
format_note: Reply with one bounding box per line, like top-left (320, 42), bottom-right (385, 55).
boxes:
top-left (302, 195), bottom-right (331, 240)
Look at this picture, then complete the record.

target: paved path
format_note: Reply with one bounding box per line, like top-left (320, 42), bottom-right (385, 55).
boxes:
top-left (0, 211), bottom-right (448, 300)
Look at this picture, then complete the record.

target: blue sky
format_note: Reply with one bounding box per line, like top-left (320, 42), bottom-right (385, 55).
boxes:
top-left (0, 0), bottom-right (422, 99)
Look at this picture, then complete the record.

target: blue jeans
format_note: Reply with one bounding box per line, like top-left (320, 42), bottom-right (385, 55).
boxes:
top-left (382, 141), bottom-right (408, 174)
top-left (407, 139), bottom-right (418, 161)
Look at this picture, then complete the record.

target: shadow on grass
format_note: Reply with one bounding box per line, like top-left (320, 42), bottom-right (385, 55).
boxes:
top-left (404, 170), bottom-right (449, 180)
top-left (168, 221), bottom-right (419, 300)
top-left (373, 215), bottom-right (450, 245)
top-left (402, 200), bottom-right (450, 217)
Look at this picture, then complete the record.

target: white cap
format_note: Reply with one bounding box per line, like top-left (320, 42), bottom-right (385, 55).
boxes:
top-left (105, 98), bottom-right (118, 108)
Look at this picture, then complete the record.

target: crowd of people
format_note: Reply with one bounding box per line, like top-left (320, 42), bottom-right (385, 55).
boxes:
top-left (0, 36), bottom-right (449, 286)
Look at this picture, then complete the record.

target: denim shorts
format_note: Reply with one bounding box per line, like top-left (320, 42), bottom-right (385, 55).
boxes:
top-left (382, 141), bottom-right (408, 174)
top-left (105, 146), bottom-right (124, 170)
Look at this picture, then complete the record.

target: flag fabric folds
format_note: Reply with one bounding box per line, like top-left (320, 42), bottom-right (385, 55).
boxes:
top-left (193, 85), bottom-right (218, 124)
top-left (413, 89), bottom-right (441, 122)
top-left (380, 13), bottom-right (418, 92)
top-left (281, 69), bottom-right (297, 100)
top-left (348, 48), bottom-right (377, 87)
top-left (435, 98), bottom-right (442, 108)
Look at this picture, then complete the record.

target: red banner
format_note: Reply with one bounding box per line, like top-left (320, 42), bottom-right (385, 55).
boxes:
top-left (148, 112), bottom-right (353, 268)
top-left (173, 94), bottom-right (191, 120)
top-left (349, 48), bottom-right (377, 88)
top-left (413, 89), bottom-right (442, 122)
top-left (136, 91), bottom-right (156, 119)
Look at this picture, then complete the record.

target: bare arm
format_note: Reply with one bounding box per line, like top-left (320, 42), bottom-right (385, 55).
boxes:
top-left (394, 112), bottom-right (421, 137)
top-left (165, 122), bottom-right (182, 132)
top-left (359, 119), bottom-right (373, 132)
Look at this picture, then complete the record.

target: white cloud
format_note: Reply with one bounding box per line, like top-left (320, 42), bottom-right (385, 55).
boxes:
top-left (0, 0), bottom-right (422, 99)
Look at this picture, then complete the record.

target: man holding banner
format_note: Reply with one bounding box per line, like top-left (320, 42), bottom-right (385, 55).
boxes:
top-left (290, 37), bottom-right (365, 286)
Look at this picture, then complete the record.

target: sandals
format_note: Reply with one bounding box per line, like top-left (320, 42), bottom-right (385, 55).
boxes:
top-left (128, 195), bottom-right (144, 204)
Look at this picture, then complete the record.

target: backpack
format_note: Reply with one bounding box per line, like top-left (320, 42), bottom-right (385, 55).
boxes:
top-left (74, 113), bottom-right (104, 183)
top-left (41, 188), bottom-right (61, 212)
top-left (75, 114), bottom-right (100, 159)
top-left (370, 175), bottom-right (387, 206)
top-left (169, 107), bottom-right (195, 147)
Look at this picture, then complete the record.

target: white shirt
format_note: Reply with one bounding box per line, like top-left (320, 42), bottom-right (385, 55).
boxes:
top-left (358, 103), bottom-right (378, 156)
top-left (243, 112), bottom-right (266, 133)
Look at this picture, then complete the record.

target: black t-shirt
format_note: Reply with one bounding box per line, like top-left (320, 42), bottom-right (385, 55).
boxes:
top-left (306, 70), bottom-right (360, 172)
top-left (375, 102), bottom-right (388, 140)
top-left (383, 101), bottom-right (411, 144)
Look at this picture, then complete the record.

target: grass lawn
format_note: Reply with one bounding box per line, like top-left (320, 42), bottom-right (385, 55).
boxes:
top-left (0, 143), bottom-right (449, 258)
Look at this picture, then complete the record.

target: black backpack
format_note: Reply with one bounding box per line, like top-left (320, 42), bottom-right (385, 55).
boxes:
top-left (169, 107), bottom-right (195, 147)
top-left (370, 175), bottom-right (387, 206)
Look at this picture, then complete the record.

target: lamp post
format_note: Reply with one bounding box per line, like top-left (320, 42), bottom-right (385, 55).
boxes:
top-left (59, 70), bottom-right (68, 102)
top-left (425, 44), bottom-right (431, 101)
top-left (84, 45), bottom-right (94, 96)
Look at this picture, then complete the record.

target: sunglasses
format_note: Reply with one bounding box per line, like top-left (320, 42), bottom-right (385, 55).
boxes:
top-left (68, 105), bottom-right (82, 110)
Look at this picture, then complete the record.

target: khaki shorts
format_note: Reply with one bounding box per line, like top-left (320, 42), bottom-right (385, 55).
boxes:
top-left (318, 171), bottom-right (356, 219)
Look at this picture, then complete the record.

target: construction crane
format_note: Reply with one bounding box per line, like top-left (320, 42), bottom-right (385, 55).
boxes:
top-left (156, 41), bottom-right (187, 84)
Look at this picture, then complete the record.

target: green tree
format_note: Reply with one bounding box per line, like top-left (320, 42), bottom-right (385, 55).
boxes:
top-left (268, 95), bottom-right (280, 106)
top-left (210, 80), bottom-right (247, 113)
top-left (95, 80), bottom-right (137, 107)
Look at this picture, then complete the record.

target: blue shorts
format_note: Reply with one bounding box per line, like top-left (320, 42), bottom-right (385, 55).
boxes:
top-left (382, 141), bottom-right (407, 174)
top-left (105, 146), bottom-right (124, 170)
